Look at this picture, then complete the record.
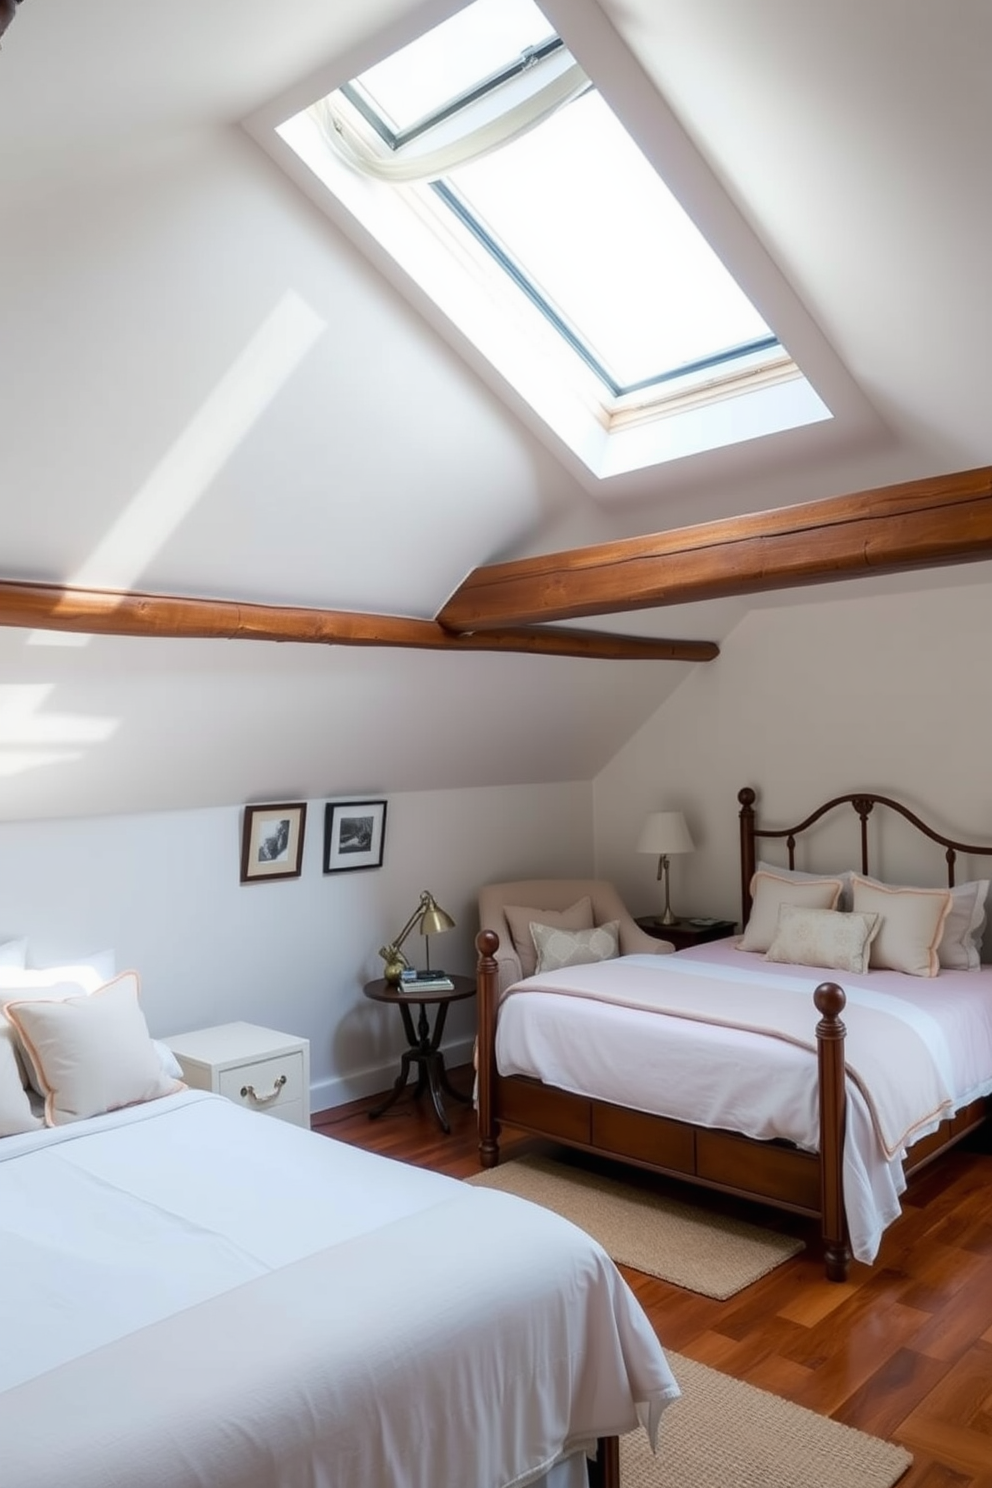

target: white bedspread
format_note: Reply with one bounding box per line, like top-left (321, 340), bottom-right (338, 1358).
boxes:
top-left (495, 941), bottom-right (992, 1264)
top-left (0, 1091), bottom-right (678, 1488)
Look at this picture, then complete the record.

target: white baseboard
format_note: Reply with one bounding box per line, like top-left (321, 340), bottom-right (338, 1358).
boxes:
top-left (310, 1035), bottom-right (476, 1117)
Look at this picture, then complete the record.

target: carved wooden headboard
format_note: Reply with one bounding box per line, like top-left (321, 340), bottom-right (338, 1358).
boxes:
top-left (738, 786), bottom-right (992, 928)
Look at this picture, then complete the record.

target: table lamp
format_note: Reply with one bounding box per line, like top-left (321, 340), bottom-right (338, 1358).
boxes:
top-left (378, 889), bottom-right (455, 983)
top-left (636, 811), bottom-right (695, 925)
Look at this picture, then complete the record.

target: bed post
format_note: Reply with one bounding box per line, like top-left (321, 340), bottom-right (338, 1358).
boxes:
top-left (738, 786), bottom-right (757, 926)
top-left (814, 982), bottom-right (850, 1282)
top-left (476, 929), bottom-right (502, 1168)
top-left (587, 1436), bottom-right (620, 1487)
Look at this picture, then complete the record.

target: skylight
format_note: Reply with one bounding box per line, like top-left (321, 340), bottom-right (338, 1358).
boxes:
top-left (269, 0), bottom-right (832, 482)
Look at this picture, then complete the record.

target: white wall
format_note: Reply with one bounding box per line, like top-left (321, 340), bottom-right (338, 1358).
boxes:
top-left (594, 574), bottom-right (992, 924)
top-left (0, 780), bottom-right (592, 1112)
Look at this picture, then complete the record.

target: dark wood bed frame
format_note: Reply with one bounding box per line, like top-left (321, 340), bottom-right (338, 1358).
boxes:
top-left (476, 786), bottom-right (992, 1285)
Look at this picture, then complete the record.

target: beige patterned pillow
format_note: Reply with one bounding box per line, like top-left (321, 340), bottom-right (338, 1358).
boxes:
top-left (765, 905), bottom-right (881, 975)
top-left (532, 920), bottom-right (620, 974)
top-left (4, 972), bottom-right (182, 1126)
top-left (504, 896), bottom-right (594, 979)
top-left (849, 877), bottom-right (953, 977)
top-left (738, 871), bottom-right (845, 954)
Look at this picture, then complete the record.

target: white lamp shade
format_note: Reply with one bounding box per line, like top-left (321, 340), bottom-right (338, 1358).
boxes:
top-left (636, 811), bottom-right (695, 856)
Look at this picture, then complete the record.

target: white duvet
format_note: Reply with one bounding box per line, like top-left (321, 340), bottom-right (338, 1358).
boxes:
top-left (0, 1090), bottom-right (678, 1488)
top-left (495, 941), bottom-right (992, 1264)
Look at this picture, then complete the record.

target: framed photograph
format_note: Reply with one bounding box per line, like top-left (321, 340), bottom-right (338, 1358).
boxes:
top-left (324, 799), bottom-right (387, 873)
top-left (240, 803), bottom-right (307, 884)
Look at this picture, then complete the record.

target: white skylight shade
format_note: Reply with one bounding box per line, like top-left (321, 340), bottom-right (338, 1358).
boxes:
top-left (445, 90), bottom-right (775, 391)
top-left (354, 0), bottom-right (555, 135)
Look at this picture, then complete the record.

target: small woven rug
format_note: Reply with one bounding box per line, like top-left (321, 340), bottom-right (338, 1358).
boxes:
top-left (624, 1352), bottom-right (912, 1488)
top-left (466, 1154), bottom-right (804, 1298)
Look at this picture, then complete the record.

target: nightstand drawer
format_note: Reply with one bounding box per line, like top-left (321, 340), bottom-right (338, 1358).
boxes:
top-left (164, 1022), bottom-right (311, 1128)
top-left (218, 1050), bottom-right (305, 1118)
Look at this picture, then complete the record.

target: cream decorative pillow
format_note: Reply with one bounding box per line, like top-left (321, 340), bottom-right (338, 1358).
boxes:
top-left (504, 896), bottom-right (594, 979)
top-left (738, 872), bottom-right (845, 954)
top-left (849, 877), bottom-right (953, 977)
top-left (0, 1027), bottom-right (43, 1136)
top-left (532, 920), bottom-right (620, 974)
top-left (4, 972), bottom-right (183, 1126)
top-left (765, 905), bottom-right (881, 975)
top-left (851, 874), bottom-right (988, 971)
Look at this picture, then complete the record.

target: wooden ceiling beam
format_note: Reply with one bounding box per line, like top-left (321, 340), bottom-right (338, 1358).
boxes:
top-left (0, 580), bottom-right (717, 663)
top-left (437, 466), bottom-right (992, 630)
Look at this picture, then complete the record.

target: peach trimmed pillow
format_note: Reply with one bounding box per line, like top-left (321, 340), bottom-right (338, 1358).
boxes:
top-left (765, 905), bottom-right (881, 975)
top-left (738, 871), bottom-right (845, 954)
top-left (4, 971), bottom-right (183, 1126)
top-left (532, 920), bottom-right (620, 974)
top-left (849, 877), bottom-right (953, 977)
top-left (850, 873), bottom-right (988, 971)
top-left (504, 896), bottom-right (594, 979)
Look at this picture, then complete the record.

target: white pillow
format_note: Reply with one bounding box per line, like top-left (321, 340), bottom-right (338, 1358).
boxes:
top-left (758, 861), bottom-right (855, 910)
top-left (19, 949), bottom-right (116, 989)
top-left (503, 897), bottom-right (594, 979)
top-left (765, 905), bottom-right (881, 975)
top-left (849, 877), bottom-right (953, 978)
top-left (0, 1027), bottom-right (42, 1137)
top-left (532, 920), bottom-right (620, 974)
top-left (939, 880), bottom-right (989, 970)
top-left (0, 965), bottom-right (108, 996)
top-left (153, 1039), bottom-right (185, 1081)
top-left (4, 972), bottom-right (183, 1126)
top-left (0, 939), bottom-right (28, 968)
top-left (738, 872), bottom-right (845, 954)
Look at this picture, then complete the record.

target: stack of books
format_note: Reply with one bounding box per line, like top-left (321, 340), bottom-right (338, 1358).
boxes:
top-left (399, 968), bottom-right (454, 992)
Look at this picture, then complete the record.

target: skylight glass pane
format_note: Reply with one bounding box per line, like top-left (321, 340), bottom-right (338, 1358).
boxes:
top-left (446, 90), bottom-right (774, 389)
top-left (355, 0), bottom-right (555, 135)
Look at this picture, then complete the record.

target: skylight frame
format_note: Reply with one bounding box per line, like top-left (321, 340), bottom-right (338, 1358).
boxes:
top-left (327, 15), bottom-right (786, 409)
top-left (257, 0), bottom-right (835, 485)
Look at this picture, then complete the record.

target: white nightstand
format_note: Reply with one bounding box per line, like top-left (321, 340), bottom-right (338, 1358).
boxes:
top-left (164, 1022), bottom-right (311, 1129)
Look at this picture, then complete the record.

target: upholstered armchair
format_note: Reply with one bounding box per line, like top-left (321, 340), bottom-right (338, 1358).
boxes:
top-left (478, 877), bottom-right (674, 995)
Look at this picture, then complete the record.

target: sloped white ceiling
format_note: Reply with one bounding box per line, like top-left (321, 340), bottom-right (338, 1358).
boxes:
top-left (0, 0), bottom-right (989, 821)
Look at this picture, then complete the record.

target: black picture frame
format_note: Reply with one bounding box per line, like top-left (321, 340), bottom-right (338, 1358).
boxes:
top-left (324, 799), bottom-right (387, 873)
top-left (240, 803), bottom-right (307, 884)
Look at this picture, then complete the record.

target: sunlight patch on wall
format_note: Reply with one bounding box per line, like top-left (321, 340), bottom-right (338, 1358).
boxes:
top-left (0, 685), bottom-right (118, 778)
top-left (29, 290), bottom-right (326, 647)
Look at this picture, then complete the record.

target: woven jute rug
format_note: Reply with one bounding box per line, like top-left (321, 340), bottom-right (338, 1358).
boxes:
top-left (624, 1352), bottom-right (912, 1488)
top-left (466, 1154), bottom-right (804, 1298)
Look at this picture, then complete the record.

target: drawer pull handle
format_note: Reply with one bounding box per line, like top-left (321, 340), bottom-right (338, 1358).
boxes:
top-left (240, 1074), bottom-right (287, 1105)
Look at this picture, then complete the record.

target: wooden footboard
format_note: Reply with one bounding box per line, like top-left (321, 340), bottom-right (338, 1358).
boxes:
top-left (478, 783), bottom-right (992, 1287)
top-left (474, 930), bottom-right (852, 1281)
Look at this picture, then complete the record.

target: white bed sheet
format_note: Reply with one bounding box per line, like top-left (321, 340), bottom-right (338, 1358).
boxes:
top-left (0, 1090), bottom-right (678, 1488)
top-left (495, 941), bottom-right (992, 1264)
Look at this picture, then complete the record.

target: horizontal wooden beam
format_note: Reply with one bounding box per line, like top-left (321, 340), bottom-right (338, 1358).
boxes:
top-left (0, 580), bottom-right (717, 663)
top-left (437, 466), bottom-right (992, 630)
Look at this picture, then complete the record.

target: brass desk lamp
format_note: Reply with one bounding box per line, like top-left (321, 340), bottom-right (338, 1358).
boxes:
top-left (379, 889), bottom-right (455, 984)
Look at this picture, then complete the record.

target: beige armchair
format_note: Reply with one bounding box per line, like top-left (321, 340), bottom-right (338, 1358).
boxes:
top-left (478, 877), bottom-right (674, 995)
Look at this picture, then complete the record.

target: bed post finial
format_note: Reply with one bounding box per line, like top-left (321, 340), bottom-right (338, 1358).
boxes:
top-left (476, 930), bottom-right (502, 1168)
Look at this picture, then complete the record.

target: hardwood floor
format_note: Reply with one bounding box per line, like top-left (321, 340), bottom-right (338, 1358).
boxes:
top-left (314, 1069), bottom-right (992, 1487)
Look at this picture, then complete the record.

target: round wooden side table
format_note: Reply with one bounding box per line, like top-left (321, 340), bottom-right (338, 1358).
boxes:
top-left (363, 974), bottom-right (476, 1133)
